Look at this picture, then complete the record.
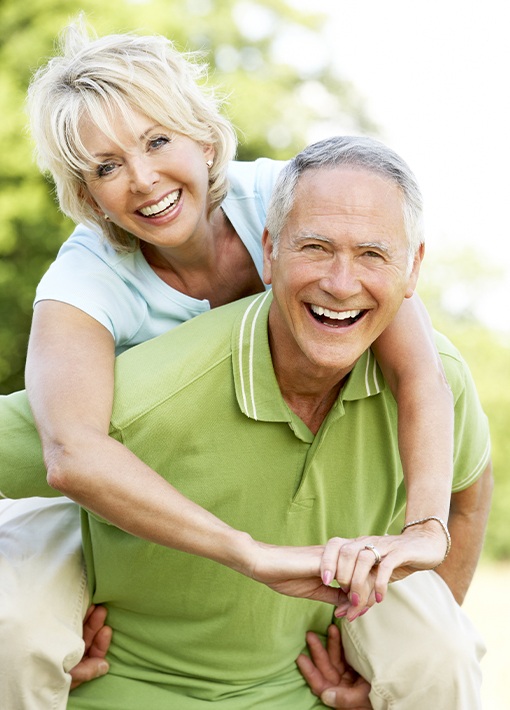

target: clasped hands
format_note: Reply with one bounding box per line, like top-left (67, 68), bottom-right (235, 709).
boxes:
top-left (249, 523), bottom-right (448, 621)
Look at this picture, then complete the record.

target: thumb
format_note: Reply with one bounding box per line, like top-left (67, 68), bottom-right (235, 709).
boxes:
top-left (70, 658), bottom-right (109, 690)
top-left (321, 688), bottom-right (340, 708)
top-left (321, 683), bottom-right (372, 709)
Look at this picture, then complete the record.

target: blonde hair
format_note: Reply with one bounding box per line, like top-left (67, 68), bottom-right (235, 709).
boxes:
top-left (27, 18), bottom-right (237, 251)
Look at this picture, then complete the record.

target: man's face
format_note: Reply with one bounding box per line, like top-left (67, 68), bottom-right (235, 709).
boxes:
top-left (263, 166), bottom-right (423, 382)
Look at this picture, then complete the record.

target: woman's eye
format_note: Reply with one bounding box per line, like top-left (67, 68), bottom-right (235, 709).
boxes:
top-left (149, 136), bottom-right (172, 150)
top-left (96, 162), bottom-right (117, 178)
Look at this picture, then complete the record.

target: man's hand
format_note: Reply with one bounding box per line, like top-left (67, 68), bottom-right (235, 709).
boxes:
top-left (297, 624), bottom-right (372, 709)
top-left (69, 605), bottom-right (112, 690)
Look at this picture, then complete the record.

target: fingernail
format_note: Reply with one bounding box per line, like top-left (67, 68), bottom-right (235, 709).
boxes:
top-left (334, 608), bottom-right (347, 618)
top-left (322, 690), bottom-right (336, 707)
top-left (376, 592), bottom-right (383, 603)
top-left (97, 661), bottom-right (109, 676)
top-left (322, 570), bottom-right (332, 586)
top-left (351, 592), bottom-right (360, 607)
top-left (359, 607), bottom-right (369, 617)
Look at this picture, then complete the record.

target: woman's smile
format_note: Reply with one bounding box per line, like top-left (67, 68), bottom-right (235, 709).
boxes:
top-left (137, 189), bottom-right (182, 218)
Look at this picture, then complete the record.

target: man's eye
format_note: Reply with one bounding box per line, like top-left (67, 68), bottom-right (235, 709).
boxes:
top-left (363, 250), bottom-right (383, 259)
top-left (304, 243), bottom-right (325, 251)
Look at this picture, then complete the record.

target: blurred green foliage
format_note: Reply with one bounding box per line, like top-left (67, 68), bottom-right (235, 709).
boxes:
top-left (0, 0), bottom-right (374, 392)
top-left (419, 254), bottom-right (510, 561)
top-left (0, 0), bottom-right (508, 558)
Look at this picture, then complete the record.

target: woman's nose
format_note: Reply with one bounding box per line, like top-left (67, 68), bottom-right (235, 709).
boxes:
top-left (129, 156), bottom-right (159, 194)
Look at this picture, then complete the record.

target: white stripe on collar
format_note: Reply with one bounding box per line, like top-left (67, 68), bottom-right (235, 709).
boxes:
top-left (364, 349), bottom-right (381, 396)
top-left (238, 291), bottom-right (272, 420)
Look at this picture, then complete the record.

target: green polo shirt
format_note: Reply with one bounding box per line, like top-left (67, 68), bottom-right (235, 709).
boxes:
top-left (66, 291), bottom-right (489, 709)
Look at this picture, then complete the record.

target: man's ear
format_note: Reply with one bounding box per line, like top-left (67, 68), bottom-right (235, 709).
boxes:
top-left (262, 228), bottom-right (274, 285)
top-left (405, 243), bottom-right (425, 298)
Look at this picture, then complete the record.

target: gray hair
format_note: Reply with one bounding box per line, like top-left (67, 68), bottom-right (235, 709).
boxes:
top-left (26, 18), bottom-right (237, 251)
top-left (265, 135), bottom-right (424, 266)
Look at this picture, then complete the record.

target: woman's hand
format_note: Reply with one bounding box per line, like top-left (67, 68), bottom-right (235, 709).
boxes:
top-left (297, 624), bottom-right (372, 709)
top-left (321, 523), bottom-right (450, 620)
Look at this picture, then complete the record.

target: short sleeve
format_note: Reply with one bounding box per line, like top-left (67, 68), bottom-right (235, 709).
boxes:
top-left (437, 334), bottom-right (491, 492)
top-left (0, 391), bottom-right (57, 499)
top-left (34, 225), bottom-right (146, 346)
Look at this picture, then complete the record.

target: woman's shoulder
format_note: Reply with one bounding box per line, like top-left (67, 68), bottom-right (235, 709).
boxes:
top-left (226, 158), bottom-right (287, 202)
top-left (57, 224), bottom-right (132, 266)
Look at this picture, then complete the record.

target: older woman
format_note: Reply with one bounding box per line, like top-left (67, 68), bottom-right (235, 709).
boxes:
top-left (0, 19), bottom-right (454, 708)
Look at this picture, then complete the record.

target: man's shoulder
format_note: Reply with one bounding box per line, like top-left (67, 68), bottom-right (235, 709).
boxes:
top-left (434, 331), bottom-right (473, 400)
top-left (110, 296), bottom-right (259, 424)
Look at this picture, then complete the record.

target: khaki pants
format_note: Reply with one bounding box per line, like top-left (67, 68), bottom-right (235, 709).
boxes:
top-left (343, 570), bottom-right (485, 709)
top-left (0, 497), bottom-right (485, 710)
top-left (0, 498), bottom-right (89, 710)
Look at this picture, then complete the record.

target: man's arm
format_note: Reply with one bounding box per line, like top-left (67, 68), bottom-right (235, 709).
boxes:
top-left (434, 461), bottom-right (493, 604)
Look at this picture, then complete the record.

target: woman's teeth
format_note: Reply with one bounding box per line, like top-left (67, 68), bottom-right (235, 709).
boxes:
top-left (139, 190), bottom-right (180, 217)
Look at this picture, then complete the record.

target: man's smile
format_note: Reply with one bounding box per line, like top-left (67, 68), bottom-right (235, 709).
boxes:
top-left (309, 304), bottom-right (366, 327)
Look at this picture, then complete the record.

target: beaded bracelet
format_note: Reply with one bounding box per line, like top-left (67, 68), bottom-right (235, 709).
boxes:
top-left (401, 516), bottom-right (452, 564)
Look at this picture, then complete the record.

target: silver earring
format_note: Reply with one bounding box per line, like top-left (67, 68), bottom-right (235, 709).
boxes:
top-left (206, 159), bottom-right (213, 168)
top-left (104, 214), bottom-right (110, 221)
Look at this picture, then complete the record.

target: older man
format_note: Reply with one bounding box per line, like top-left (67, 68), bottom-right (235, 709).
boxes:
top-left (1, 137), bottom-right (491, 709)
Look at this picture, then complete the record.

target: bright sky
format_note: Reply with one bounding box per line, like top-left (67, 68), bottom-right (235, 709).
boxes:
top-left (288, 0), bottom-right (510, 332)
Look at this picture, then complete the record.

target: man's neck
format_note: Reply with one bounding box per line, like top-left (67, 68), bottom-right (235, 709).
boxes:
top-left (269, 341), bottom-right (347, 434)
top-left (280, 381), bottom-right (345, 435)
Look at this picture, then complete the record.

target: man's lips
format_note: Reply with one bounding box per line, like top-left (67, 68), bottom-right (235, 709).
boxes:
top-left (309, 304), bottom-right (366, 327)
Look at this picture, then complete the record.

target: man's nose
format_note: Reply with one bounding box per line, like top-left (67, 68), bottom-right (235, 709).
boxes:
top-left (318, 258), bottom-right (362, 299)
top-left (129, 156), bottom-right (159, 194)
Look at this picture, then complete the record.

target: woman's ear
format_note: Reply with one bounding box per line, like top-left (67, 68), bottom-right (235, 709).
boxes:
top-left (78, 184), bottom-right (102, 216)
top-left (203, 143), bottom-right (215, 164)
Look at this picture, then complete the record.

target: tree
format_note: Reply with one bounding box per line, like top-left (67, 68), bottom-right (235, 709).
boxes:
top-left (0, 0), bottom-right (374, 393)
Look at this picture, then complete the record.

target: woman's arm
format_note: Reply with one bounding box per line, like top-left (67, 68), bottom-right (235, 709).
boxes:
top-left (318, 294), bottom-right (455, 611)
top-left (372, 293), bottom-right (453, 526)
top-left (25, 301), bottom-right (344, 606)
top-left (26, 301), bottom-right (254, 568)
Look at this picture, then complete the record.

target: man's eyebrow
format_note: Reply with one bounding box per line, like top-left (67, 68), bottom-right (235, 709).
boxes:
top-left (357, 241), bottom-right (391, 254)
top-left (292, 232), bottom-right (333, 244)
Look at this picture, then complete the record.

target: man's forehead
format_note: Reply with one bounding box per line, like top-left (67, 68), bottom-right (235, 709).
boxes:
top-left (295, 165), bottom-right (399, 199)
top-left (285, 166), bottom-right (405, 231)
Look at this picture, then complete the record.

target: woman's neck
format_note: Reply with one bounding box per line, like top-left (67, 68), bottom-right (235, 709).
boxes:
top-left (141, 209), bottom-right (264, 306)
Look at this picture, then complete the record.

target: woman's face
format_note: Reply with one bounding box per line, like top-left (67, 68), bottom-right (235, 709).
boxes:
top-left (80, 106), bottom-right (215, 253)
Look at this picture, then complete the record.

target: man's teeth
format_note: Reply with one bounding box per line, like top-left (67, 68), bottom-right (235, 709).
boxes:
top-left (139, 190), bottom-right (180, 217)
top-left (311, 305), bottom-right (361, 320)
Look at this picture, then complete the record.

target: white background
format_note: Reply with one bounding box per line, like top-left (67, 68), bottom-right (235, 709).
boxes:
top-left (288, 0), bottom-right (510, 332)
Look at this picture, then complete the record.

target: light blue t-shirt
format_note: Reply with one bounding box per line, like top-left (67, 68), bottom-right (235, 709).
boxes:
top-left (35, 159), bottom-right (285, 355)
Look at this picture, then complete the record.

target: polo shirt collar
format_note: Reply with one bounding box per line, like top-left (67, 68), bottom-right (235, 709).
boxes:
top-left (231, 290), bottom-right (386, 424)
